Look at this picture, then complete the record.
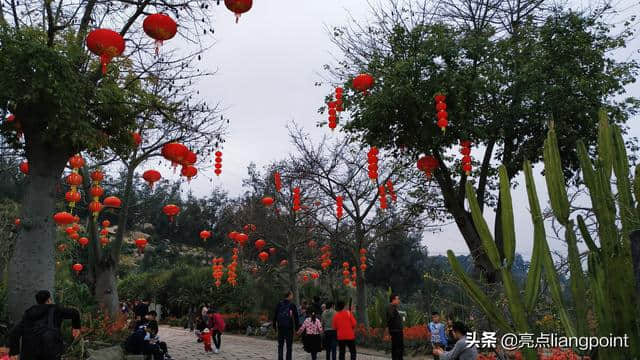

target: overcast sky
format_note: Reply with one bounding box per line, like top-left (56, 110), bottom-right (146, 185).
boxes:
top-left (153, 0), bottom-right (639, 258)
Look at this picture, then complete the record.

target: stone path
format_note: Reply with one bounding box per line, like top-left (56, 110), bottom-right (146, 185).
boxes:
top-left (160, 326), bottom-right (395, 360)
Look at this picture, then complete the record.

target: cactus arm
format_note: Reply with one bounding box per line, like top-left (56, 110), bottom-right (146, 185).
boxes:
top-left (498, 166), bottom-right (516, 269)
top-left (524, 228), bottom-right (542, 314)
top-left (524, 160), bottom-right (576, 338)
top-left (612, 125), bottom-right (637, 239)
top-left (447, 250), bottom-right (512, 332)
top-left (466, 182), bottom-right (501, 269)
top-left (543, 129), bottom-right (570, 224)
top-left (597, 109), bottom-right (613, 179)
top-left (576, 215), bottom-right (599, 253)
top-left (566, 224), bottom-right (588, 337)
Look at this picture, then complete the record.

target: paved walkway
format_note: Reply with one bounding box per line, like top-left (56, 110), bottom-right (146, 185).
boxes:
top-left (160, 326), bottom-right (394, 360)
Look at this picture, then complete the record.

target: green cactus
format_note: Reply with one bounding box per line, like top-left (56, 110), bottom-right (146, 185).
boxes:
top-left (448, 111), bottom-right (640, 358)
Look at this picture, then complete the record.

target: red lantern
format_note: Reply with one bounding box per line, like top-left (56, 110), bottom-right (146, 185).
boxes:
top-left (102, 220), bottom-right (111, 228)
top-left (90, 185), bottom-right (104, 199)
top-left (14, 218), bottom-right (21, 226)
top-left (89, 201), bottom-right (103, 217)
top-left (236, 232), bottom-right (249, 246)
top-left (228, 231), bottom-right (239, 240)
top-left (274, 172), bottom-right (281, 192)
top-left (328, 101), bottom-right (337, 130)
top-left (65, 227), bottom-right (76, 236)
top-left (66, 173), bottom-right (83, 187)
top-left (135, 238), bottom-right (148, 253)
top-left (53, 212), bottom-right (75, 226)
top-left (258, 251), bottom-right (269, 262)
top-left (72, 263), bottom-right (83, 274)
top-left (224, 0), bottom-right (252, 23)
top-left (311, 273), bottom-right (319, 280)
top-left (142, 170), bottom-right (162, 188)
top-left (163, 204), bottom-right (180, 222)
top-left (269, 247), bottom-right (276, 255)
top-left (200, 230), bottom-right (211, 242)
top-left (181, 165), bottom-right (198, 182)
top-left (143, 14), bottom-right (178, 54)
top-left (132, 132), bottom-right (142, 146)
top-left (462, 163), bottom-right (472, 176)
top-left (65, 190), bottom-right (81, 209)
top-left (336, 196), bottom-right (343, 219)
top-left (19, 161), bottom-right (29, 175)
top-left (90, 170), bottom-right (104, 184)
top-left (255, 239), bottom-right (266, 250)
top-left (68, 155), bottom-right (85, 169)
top-left (417, 155), bottom-right (439, 178)
top-left (100, 229), bottom-right (109, 236)
top-left (74, 215), bottom-right (80, 223)
top-left (243, 224), bottom-right (256, 232)
top-left (353, 73), bottom-right (374, 95)
top-left (292, 187), bottom-right (301, 211)
top-left (78, 237), bottom-right (89, 247)
top-left (100, 237), bottom-right (109, 246)
top-left (162, 143), bottom-right (189, 168)
top-left (86, 29), bottom-right (126, 74)
top-left (262, 196), bottom-right (274, 207)
top-left (302, 275), bottom-right (309, 282)
top-left (103, 196), bottom-right (122, 208)
top-left (378, 185), bottom-right (387, 209)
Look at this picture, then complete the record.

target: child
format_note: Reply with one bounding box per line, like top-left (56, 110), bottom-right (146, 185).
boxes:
top-left (0, 337), bottom-right (10, 360)
top-left (429, 311), bottom-right (448, 359)
top-left (202, 328), bottom-right (213, 353)
top-left (297, 310), bottom-right (323, 360)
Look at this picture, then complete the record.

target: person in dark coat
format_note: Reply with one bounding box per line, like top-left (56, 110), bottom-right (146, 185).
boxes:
top-left (387, 294), bottom-right (404, 360)
top-left (134, 299), bottom-right (150, 321)
top-left (273, 291), bottom-right (300, 360)
top-left (8, 290), bottom-right (81, 360)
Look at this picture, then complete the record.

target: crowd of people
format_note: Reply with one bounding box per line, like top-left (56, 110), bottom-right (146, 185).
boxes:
top-left (272, 292), bottom-right (479, 360)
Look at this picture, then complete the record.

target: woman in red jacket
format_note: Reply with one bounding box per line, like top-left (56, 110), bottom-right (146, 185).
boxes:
top-left (331, 300), bottom-right (357, 360)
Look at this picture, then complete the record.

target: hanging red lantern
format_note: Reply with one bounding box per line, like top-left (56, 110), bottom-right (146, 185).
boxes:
top-left (143, 13), bottom-right (178, 54)
top-left (180, 165), bottom-right (198, 182)
top-left (460, 140), bottom-right (473, 176)
top-left (182, 150), bottom-right (197, 166)
top-left (90, 170), bottom-right (104, 184)
top-left (200, 230), bottom-right (211, 242)
top-left (131, 132), bottom-right (142, 146)
top-left (302, 275), bottom-right (309, 282)
top-left (255, 239), bottom-right (266, 250)
top-left (72, 263), bottom-right (83, 274)
top-left (352, 73), bottom-right (374, 95)
top-left (335, 87), bottom-right (344, 112)
top-left (103, 196), bottom-right (122, 208)
top-left (135, 238), bottom-right (148, 253)
top-left (65, 227), bottom-right (76, 236)
top-left (142, 170), bottom-right (162, 188)
top-left (65, 190), bottom-right (82, 210)
top-left (53, 212), bottom-right (75, 226)
top-left (162, 142), bottom-right (189, 168)
top-left (228, 231), bottom-right (238, 241)
top-left (224, 0), bottom-right (252, 23)
top-left (269, 247), bottom-right (277, 255)
top-left (336, 196), bottom-right (343, 219)
top-left (236, 232), bottom-right (249, 246)
top-left (66, 173), bottom-right (83, 188)
top-left (162, 204), bottom-right (180, 222)
top-left (14, 218), bottom-right (21, 227)
top-left (86, 29), bottom-right (126, 74)
top-left (311, 273), bottom-right (319, 280)
top-left (68, 155), bottom-right (85, 170)
top-left (78, 237), bottom-right (89, 247)
top-left (243, 224), bottom-right (257, 232)
top-left (89, 201), bottom-right (103, 218)
top-left (74, 215), bottom-right (80, 223)
top-left (100, 237), bottom-right (109, 246)
top-left (102, 220), bottom-right (110, 228)
top-left (292, 187), bottom-right (301, 211)
top-left (462, 163), bottom-right (472, 176)
top-left (90, 185), bottom-right (104, 200)
top-left (100, 229), bottom-right (109, 236)
top-left (261, 196), bottom-right (274, 207)
top-left (274, 172), bottom-right (281, 192)
top-left (19, 161), bottom-right (29, 175)
top-left (378, 186), bottom-right (387, 209)
top-left (258, 251), bottom-right (269, 262)
top-left (214, 151), bottom-right (223, 176)
top-left (417, 155), bottom-right (439, 178)
top-left (434, 93), bottom-right (448, 133)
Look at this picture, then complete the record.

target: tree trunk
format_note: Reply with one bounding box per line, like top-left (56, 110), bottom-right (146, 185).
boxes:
top-left (356, 272), bottom-right (368, 326)
top-left (7, 134), bottom-right (69, 322)
top-left (94, 260), bottom-right (120, 317)
top-left (288, 247), bottom-right (299, 305)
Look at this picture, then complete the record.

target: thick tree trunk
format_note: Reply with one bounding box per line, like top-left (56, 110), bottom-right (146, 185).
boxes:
top-left (355, 272), bottom-right (368, 326)
top-left (94, 260), bottom-right (120, 316)
top-left (7, 134), bottom-right (69, 322)
top-left (288, 248), bottom-right (299, 305)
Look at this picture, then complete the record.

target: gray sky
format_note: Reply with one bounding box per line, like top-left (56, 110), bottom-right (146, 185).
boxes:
top-left (150, 0), bottom-right (639, 258)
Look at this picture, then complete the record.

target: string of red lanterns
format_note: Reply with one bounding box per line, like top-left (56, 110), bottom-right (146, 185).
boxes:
top-left (434, 93), bottom-right (448, 133)
top-left (367, 147), bottom-right (379, 181)
top-left (378, 185), bottom-right (387, 210)
top-left (212, 257), bottom-right (225, 288)
top-left (335, 87), bottom-right (344, 112)
top-left (214, 151), bottom-right (223, 176)
top-left (360, 248), bottom-right (368, 273)
top-left (328, 101), bottom-right (337, 131)
top-left (336, 196), bottom-right (343, 220)
top-left (460, 140), bottom-right (472, 176)
top-left (292, 187), bottom-right (301, 212)
top-left (274, 172), bottom-right (281, 192)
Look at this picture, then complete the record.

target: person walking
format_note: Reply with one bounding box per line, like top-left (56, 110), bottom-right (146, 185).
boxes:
top-left (297, 310), bottom-right (323, 360)
top-left (387, 294), bottom-right (404, 360)
top-left (322, 301), bottom-right (338, 360)
top-left (432, 322), bottom-right (478, 360)
top-left (273, 291), bottom-right (300, 360)
top-left (8, 290), bottom-right (81, 360)
top-left (332, 300), bottom-right (356, 360)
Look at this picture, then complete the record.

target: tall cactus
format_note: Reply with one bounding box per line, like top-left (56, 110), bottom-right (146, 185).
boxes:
top-left (448, 112), bottom-right (640, 358)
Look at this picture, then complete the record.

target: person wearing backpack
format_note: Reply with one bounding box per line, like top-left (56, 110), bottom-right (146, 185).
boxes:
top-left (8, 290), bottom-right (81, 360)
top-left (273, 291), bottom-right (300, 360)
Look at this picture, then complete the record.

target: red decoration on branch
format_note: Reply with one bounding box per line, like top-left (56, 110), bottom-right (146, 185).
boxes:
top-left (200, 230), bottom-right (211, 242)
top-left (434, 93), bottom-right (448, 132)
top-left (86, 29), bottom-right (126, 75)
top-left (181, 165), bottom-right (198, 182)
top-left (293, 187), bottom-right (301, 211)
top-left (104, 196), bottom-right (121, 208)
top-left (132, 132), bottom-right (142, 147)
top-left (212, 258), bottom-right (225, 288)
top-left (72, 263), bottom-right (83, 274)
top-left (19, 161), bottom-right (29, 175)
top-left (258, 251), bottom-right (269, 262)
top-left (78, 237), bottom-right (89, 247)
top-left (162, 143), bottom-right (188, 169)
top-left (255, 239), bottom-right (266, 251)
top-left (163, 204), bottom-right (180, 222)
top-left (143, 170), bottom-right (161, 188)
top-left (336, 196), bottom-right (343, 220)
top-left (214, 151), bottom-right (223, 176)
top-left (143, 13), bottom-right (178, 54)
top-left (261, 196), bottom-right (274, 207)
top-left (378, 185), bottom-right (387, 209)
top-left (328, 101), bottom-right (337, 130)
top-left (353, 73), bottom-right (374, 95)
top-left (417, 155), bottom-right (439, 178)
top-left (367, 147), bottom-right (379, 181)
top-left (274, 172), bottom-right (281, 192)
top-left (135, 238), bottom-right (148, 254)
top-left (224, 0), bottom-right (252, 23)
top-left (460, 140), bottom-right (472, 176)
top-left (335, 87), bottom-right (344, 112)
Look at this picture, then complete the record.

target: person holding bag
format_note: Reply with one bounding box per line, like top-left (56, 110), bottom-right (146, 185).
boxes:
top-left (297, 310), bottom-right (323, 360)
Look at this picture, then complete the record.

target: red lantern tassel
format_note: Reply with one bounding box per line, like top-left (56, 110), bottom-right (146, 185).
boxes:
top-left (100, 54), bottom-right (110, 74)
